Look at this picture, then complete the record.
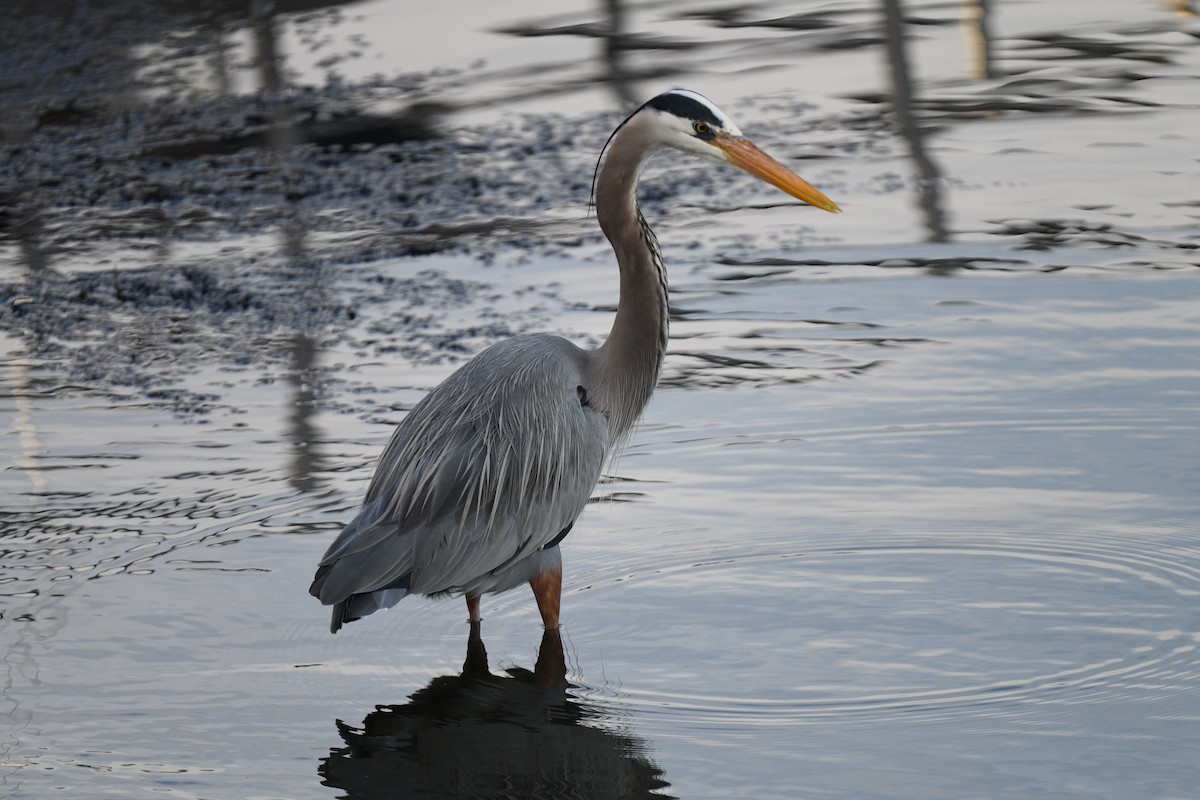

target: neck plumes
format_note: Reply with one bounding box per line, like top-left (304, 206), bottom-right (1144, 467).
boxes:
top-left (593, 119), bottom-right (669, 444)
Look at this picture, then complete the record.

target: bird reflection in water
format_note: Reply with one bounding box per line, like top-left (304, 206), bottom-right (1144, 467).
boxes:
top-left (319, 625), bottom-right (674, 799)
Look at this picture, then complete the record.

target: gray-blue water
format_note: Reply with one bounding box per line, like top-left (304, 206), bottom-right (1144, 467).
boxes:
top-left (2, 1), bottom-right (1199, 798)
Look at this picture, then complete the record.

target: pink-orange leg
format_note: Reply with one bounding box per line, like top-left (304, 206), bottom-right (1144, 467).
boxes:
top-left (529, 569), bottom-right (562, 630)
top-left (466, 594), bottom-right (481, 623)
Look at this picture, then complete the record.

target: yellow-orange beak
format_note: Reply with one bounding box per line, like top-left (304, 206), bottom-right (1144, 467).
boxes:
top-left (715, 133), bottom-right (841, 214)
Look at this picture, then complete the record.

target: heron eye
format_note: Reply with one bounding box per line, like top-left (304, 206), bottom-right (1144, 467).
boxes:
top-left (693, 122), bottom-right (709, 135)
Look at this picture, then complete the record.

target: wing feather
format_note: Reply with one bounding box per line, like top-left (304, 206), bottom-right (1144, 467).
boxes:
top-left (309, 334), bottom-right (608, 622)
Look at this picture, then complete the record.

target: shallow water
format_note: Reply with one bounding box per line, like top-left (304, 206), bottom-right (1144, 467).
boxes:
top-left (3, 0), bottom-right (1200, 798)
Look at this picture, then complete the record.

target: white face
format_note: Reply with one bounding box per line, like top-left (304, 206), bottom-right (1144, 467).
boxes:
top-left (643, 90), bottom-right (744, 162)
top-left (663, 90), bottom-right (740, 132)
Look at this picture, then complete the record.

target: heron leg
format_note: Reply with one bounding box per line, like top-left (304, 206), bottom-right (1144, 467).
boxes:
top-left (529, 569), bottom-right (562, 630)
top-left (466, 594), bottom-right (481, 623)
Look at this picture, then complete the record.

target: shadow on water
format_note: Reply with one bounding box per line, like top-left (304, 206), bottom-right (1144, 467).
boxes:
top-left (320, 626), bottom-right (674, 800)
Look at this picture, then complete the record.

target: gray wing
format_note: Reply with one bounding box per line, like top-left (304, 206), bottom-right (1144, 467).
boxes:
top-left (310, 334), bottom-right (608, 631)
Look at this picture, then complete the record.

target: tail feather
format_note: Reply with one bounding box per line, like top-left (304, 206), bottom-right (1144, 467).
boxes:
top-left (328, 587), bottom-right (410, 634)
top-left (311, 548), bottom-right (413, 634)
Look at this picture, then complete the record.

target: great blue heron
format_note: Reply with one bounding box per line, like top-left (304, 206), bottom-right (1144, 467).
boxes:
top-left (310, 89), bottom-right (840, 634)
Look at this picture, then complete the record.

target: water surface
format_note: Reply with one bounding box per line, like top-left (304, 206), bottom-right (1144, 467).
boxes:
top-left (2, 1), bottom-right (1199, 798)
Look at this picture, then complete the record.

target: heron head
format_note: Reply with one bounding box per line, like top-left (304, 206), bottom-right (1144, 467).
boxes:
top-left (640, 89), bottom-right (842, 214)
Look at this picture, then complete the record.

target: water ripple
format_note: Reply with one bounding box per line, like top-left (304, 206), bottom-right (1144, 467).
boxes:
top-left (564, 524), bottom-right (1200, 727)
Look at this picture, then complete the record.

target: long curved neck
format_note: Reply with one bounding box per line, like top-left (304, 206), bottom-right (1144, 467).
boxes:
top-left (592, 118), bottom-right (669, 443)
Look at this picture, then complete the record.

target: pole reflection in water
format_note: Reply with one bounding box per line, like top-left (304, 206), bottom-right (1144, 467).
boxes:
top-left (881, 0), bottom-right (949, 246)
top-left (8, 201), bottom-right (50, 498)
top-left (961, 0), bottom-right (995, 80)
top-left (320, 627), bottom-right (674, 799)
top-left (286, 330), bottom-right (324, 492)
top-left (252, 1), bottom-right (327, 493)
top-left (601, 0), bottom-right (639, 109)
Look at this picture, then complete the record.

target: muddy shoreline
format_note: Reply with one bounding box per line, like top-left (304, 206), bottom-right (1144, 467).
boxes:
top-left (1, 0), bottom-right (870, 419)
